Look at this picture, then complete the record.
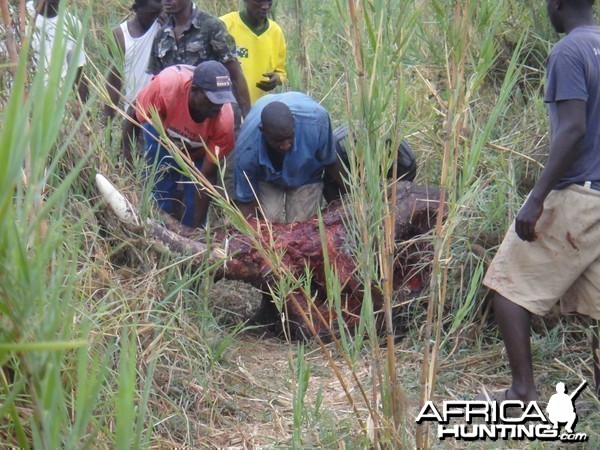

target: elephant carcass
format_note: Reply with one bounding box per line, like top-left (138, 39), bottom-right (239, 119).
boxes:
top-left (95, 175), bottom-right (440, 339)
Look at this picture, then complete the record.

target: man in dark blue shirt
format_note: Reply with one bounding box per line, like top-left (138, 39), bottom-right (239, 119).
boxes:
top-left (482, 0), bottom-right (600, 403)
top-left (234, 92), bottom-right (344, 223)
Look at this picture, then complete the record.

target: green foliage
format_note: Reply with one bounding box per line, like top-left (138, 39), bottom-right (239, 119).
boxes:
top-left (290, 343), bottom-right (311, 446)
top-left (1, 4), bottom-right (193, 449)
top-left (0, 6), bottom-right (110, 448)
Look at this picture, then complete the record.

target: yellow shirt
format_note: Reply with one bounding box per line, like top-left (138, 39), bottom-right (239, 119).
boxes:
top-left (220, 12), bottom-right (287, 105)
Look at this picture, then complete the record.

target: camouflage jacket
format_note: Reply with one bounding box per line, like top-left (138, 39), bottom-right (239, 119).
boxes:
top-left (147, 5), bottom-right (237, 75)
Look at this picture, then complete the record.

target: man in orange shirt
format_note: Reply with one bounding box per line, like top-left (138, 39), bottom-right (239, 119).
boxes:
top-left (129, 61), bottom-right (236, 228)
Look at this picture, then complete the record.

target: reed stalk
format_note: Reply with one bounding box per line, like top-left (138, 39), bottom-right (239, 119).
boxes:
top-left (0, 0), bottom-right (19, 75)
top-left (416, 0), bottom-right (467, 440)
top-left (329, 0), bottom-right (417, 445)
top-left (293, 0), bottom-right (310, 88)
top-left (416, 0), bottom-right (528, 446)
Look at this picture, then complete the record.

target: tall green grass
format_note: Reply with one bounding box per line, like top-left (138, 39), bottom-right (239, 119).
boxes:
top-left (1, 4), bottom-right (172, 448)
top-left (327, 0), bottom-right (417, 445)
top-left (0, 5), bottom-right (107, 447)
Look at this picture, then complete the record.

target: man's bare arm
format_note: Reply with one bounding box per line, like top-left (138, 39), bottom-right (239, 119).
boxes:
top-left (515, 99), bottom-right (586, 242)
top-left (224, 60), bottom-right (251, 118)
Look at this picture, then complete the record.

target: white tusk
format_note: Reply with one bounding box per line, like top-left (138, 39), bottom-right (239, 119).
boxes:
top-left (95, 173), bottom-right (141, 227)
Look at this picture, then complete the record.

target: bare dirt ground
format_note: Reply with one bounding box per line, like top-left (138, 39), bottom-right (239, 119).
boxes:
top-left (200, 280), bottom-right (383, 448)
top-left (196, 283), bottom-right (600, 449)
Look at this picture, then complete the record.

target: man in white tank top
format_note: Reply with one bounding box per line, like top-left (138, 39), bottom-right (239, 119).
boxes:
top-left (104, 0), bottom-right (164, 120)
top-left (27, 0), bottom-right (88, 101)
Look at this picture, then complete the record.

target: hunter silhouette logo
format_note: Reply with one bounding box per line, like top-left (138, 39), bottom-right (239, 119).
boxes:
top-left (546, 381), bottom-right (586, 433)
top-left (416, 381), bottom-right (589, 442)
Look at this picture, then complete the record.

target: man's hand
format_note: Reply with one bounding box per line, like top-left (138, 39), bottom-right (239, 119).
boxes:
top-left (237, 200), bottom-right (259, 220)
top-left (515, 196), bottom-right (544, 242)
top-left (256, 72), bottom-right (281, 92)
top-left (156, 12), bottom-right (168, 26)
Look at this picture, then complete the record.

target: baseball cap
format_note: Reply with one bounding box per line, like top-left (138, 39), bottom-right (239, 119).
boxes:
top-left (192, 61), bottom-right (237, 105)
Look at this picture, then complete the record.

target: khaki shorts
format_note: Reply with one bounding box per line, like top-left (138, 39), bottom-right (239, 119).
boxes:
top-left (258, 181), bottom-right (323, 223)
top-left (483, 184), bottom-right (600, 319)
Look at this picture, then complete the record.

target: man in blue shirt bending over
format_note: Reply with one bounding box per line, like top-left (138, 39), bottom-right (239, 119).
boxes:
top-left (234, 92), bottom-right (345, 223)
